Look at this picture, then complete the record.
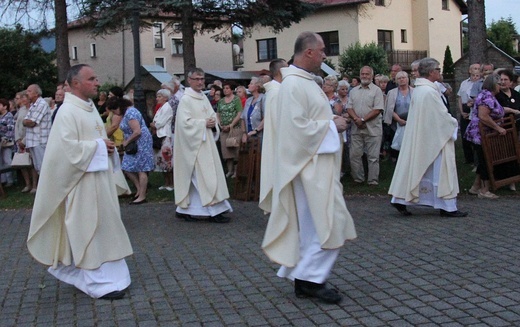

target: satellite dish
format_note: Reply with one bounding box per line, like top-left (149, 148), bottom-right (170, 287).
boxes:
top-left (232, 44), bottom-right (241, 56)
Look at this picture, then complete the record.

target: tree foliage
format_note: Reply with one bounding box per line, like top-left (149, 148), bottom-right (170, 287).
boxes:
top-left (442, 45), bottom-right (454, 79)
top-left (0, 25), bottom-right (57, 99)
top-left (338, 42), bottom-right (388, 77)
top-left (487, 17), bottom-right (518, 56)
top-left (0, 0), bottom-right (73, 81)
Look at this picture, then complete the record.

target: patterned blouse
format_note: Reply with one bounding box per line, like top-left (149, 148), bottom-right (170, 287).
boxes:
top-left (217, 96), bottom-right (242, 126)
top-left (464, 89), bottom-right (504, 145)
top-left (0, 111), bottom-right (15, 144)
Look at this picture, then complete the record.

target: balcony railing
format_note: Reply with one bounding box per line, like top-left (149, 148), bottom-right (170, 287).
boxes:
top-left (386, 50), bottom-right (428, 70)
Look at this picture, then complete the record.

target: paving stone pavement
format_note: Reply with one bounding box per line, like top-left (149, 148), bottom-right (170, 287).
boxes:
top-left (1, 195), bottom-right (520, 326)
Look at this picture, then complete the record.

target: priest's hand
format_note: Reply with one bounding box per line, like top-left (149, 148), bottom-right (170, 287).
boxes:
top-left (333, 116), bottom-right (348, 133)
top-left (104, 139), bottom-right (115, 155)
top-left (206, 118), bottom-right (216, 128)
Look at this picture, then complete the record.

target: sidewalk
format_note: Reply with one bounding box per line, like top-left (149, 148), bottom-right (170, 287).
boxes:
top-left (1, 195), bottom-right (520, 326)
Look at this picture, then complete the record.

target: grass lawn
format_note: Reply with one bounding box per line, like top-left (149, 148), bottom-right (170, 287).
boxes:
top-left (1, 139), bottom-right (517, 210)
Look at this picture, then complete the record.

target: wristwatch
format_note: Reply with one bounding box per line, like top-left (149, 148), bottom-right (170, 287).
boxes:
top-left (361, 117), bottom-right (365, 122)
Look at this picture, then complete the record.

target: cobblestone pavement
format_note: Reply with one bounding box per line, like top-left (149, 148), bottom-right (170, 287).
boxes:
top-left (1, 195), bottom-right (520, 326)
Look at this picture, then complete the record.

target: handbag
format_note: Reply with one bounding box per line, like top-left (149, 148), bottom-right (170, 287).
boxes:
top-left (391, 125), bottom-right (405, 151)
top-left (11, 152), bottom-right (32, 168)
top-left (125, 140), bottom-right (138, 155)
top-left (225, 127), bottom-right (241, 148)
top-left (152, 134), bottom-right (164, 150)
top-left (1, 137), bottom-right (14, 148)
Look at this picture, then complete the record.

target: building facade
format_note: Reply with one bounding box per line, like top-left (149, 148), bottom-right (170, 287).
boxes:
top-left (67, 19), bottom-right (235, 86)
top-left (241, 0), bottom-right (467, 72)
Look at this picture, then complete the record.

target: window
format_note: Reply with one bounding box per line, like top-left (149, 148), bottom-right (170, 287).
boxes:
top-left (257, 38), bottom-right (277, 62)
top-left (171, 38), bottom-right (183, 55)
top-left (375, 0), bottom-right (384, 6)
top-left (401, 29), bottom-right (407, 43)
top-left (318, 31), bottom-right (339, 56)
top-left (71, 46), bottom-right (78, 60)
top-left (90, 43), bottom-right (97, 57)
top-left (377, 30), bottom-right (393, 51)
top-left (442, 0), bottom-right (449, 10)
top-left (153, 22), bottom-right (164, 49)
top-left (155, 57), bottom-right (165, 68)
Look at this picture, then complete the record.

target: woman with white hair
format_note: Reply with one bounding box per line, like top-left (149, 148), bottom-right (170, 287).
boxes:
top-left (151, 88), bottom-right (174, 190)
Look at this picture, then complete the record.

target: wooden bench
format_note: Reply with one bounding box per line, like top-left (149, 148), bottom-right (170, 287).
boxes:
top-left (233, 138), bottom-right (261, 201)
top-left (479, 115), bottom-right (520, 191)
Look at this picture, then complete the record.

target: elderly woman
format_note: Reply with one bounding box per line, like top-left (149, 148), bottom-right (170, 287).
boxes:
top-left (106, 97), bottom-right (154, 204)
top-left (241, 77), bottom-right (265, 143)
top-left (384, 71), bottom-right (413, 158)
top-left (13, 91), bottom-right (35, 192)
top-left (235, 85), bottom-right (248, 108)
top-left (465, 73), bottom-right (520, 199)
top-left (151, 89), bottom-right (173, 191)
top-left (0, 98), bottom-right (15, 187)
top-left (323, 75), bottom-right (339, 114)
top-left (217, 82), bottom-right (243, 178)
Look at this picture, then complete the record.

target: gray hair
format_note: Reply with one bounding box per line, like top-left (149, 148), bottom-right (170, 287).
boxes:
top-left (337, 80), bottom-right (349, 89)
top-left (379, 74), bottom-right (390, 82)
top-left (28, 84), bottom-right (43, 96)
top-left (418, 58), bottom-right (440, 77)
top-left (482, 73), bottom-right (501, 93)
top-left (187, 67), bottom-right (205, 78)
top-left (411, 60), bottom-right (421, 70)
top-left (324, 75), bottom-right (338, 87)
top-left (157, 89), bottom-right (171, 98)
top-left (66, 64), bottom-right (91, 86)
top-left (395, 71), bottom-right (408, 79)
top-left (313, 75), bottom-right (324, 87)
top-left (294, 31), bottom-right (320, 55)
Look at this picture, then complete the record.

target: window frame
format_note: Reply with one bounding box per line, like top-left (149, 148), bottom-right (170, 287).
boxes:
top-left (442, 0), bottom-right (449, 10)
top-left (256, 38), bottom-right (277, 62)
top-left (90, 43), bottom-right (97, 58)
top-left (377, 30), bottom-right (393, 51)
top-left (71, 46), bottom-right (78, 60)
top-left (155, 57), bottom-right (165, 69)
top-left (318, 31), bottom-right (340, 56)
top-left (400, 29), bottom-right (407, 43)
top-left (374, 0), bottom-right (384, 6)
top-left (171, 38), bottom-right (183, 56)
top-left (153, 22), bottom-right (164, 49)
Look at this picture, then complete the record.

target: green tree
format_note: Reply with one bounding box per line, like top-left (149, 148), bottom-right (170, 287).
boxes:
top-left (487, 17), bottom-right (518, 56)
top-left (79, 0), bottom-right (318, 77)
top-left (337, 42), bottom-right (388, 77)
top-left (0, 0), bottom-right (72, 81)
top-left (0, 25), bottom-right (57, 99)
top-left (442, 45), bottom-right (454, 79)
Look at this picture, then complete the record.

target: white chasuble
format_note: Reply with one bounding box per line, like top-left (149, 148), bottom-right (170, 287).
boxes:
top-left (27, 93), bottom-right (133, 270)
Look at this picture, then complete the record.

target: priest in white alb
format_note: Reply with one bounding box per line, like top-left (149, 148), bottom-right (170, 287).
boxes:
top-left (173, 67), bottom-right (232, 223)
top-left (261, 32), bottom-right (356, 304)
top-left (259, 58), bottom-right (287, 213)
top-left (388, 57), bottom-right (468, 218)
top-left (27, 64), bottom-right (133, 300)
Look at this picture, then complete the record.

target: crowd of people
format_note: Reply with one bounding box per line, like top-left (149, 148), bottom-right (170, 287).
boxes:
top-left (1, 30), bottom-right (520, 304)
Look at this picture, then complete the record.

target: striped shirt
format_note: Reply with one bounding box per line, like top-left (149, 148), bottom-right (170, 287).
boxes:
top-left (24, 97), bottom-right (51, 148)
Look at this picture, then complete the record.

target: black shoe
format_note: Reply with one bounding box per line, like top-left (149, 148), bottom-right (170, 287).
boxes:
top-left (440, 209), bottom-right (468, 217)
top-left (391, 203), bottom-right (412, 216)
top-left (176, 212), bottom-right (197, 221)
top-left (100, 290), bottom-right (126, 300)
top-left (209, 214), bottom-right (230, 223)
top-left (129, 199), bottom-right (147, 205)
top-left (294, 279), bottom-right (342, 304)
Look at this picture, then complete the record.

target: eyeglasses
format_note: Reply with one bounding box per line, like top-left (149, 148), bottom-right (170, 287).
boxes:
top-left (434, 68), bottom-right (441, 71)
top-left (189, 77), bottom-right (205, 82)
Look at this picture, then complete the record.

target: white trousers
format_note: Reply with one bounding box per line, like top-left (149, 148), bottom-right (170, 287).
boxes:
top-left (176, 173), bottom-right (232, 217)
top-left (277, 176), bottom-right (340, 284)
top-left (392, 153), bottom-right (458, 212)
top-left (48, 259), bottom-right (131, 298)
